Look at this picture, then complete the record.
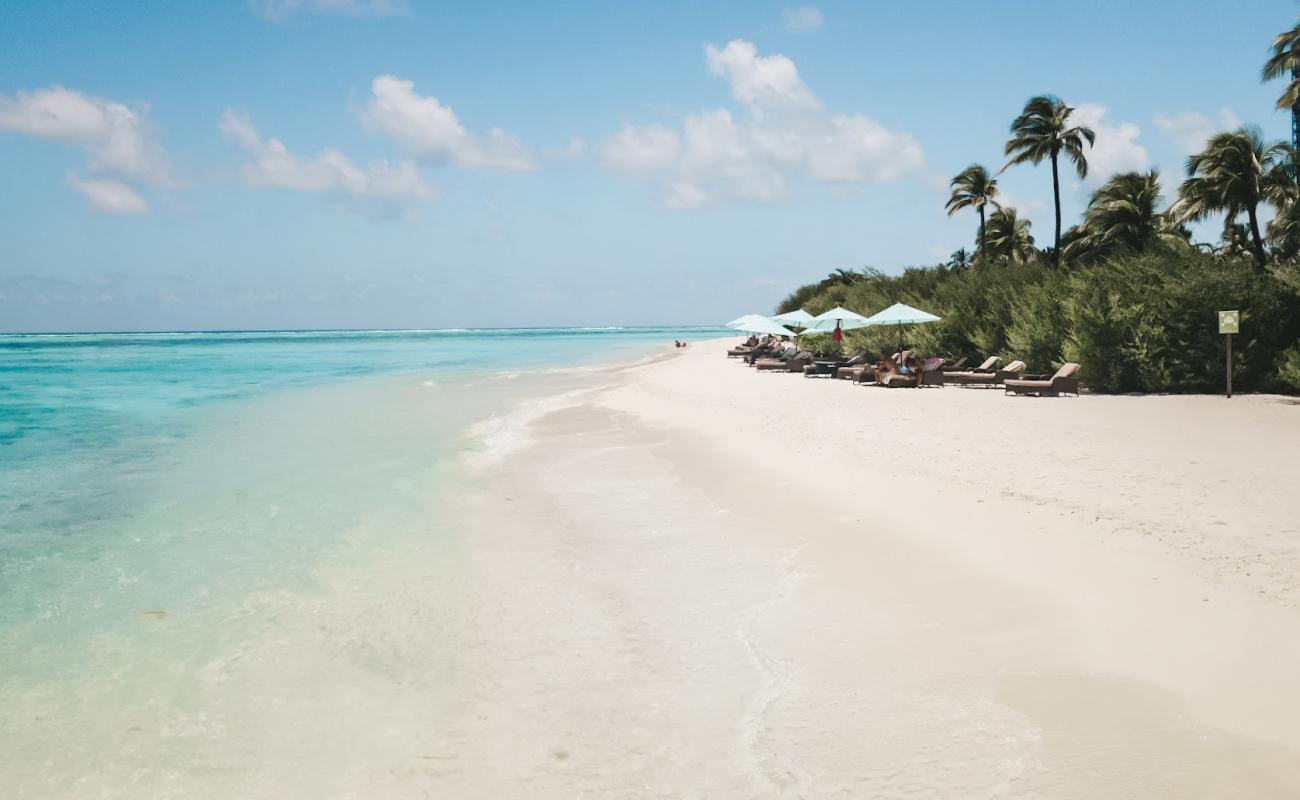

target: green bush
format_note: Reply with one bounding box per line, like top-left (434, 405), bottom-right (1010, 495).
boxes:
top-left (1004, 274), bottom-right (1069, 373)
top-left (1279, 344), bottom-right (1300, 391)
top-left (775, 250), bottom-right (1300, 394)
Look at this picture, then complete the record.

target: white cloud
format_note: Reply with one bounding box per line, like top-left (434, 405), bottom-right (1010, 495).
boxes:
top-left (219, 110), bottom-right (433, 199)
top-left (65, 173), bottom-right (149, 215)
top-left (545, 135), bottom-right (587, 159)
top-left (781, 6), bottom-right (824, 33)
top-left (0, 85), bottom-right (171, 212)
top-left (360, 75), bottom-right (535, 172)
top-left (599, 39), bottom-right (923, 207)
top-left (1153, 108), bottom-right (1241, 154)
top-left (705, 40), bottom-right (820, 114)
top-left (250, 0), bottom-right (408, 20)
top-left (601, 125), bottom-right (681, 172)
top-left (1071, 103), bottom-right (1148, 186)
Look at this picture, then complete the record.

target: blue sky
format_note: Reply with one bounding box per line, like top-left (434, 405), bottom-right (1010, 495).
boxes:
top-left (1, 0), bottom-right (1297, 332)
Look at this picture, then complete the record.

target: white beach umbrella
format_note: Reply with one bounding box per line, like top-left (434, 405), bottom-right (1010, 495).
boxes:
top-left (800, 306), bottom-right (871, 342)
top-left (730, 317), bottom-right (799, 337)
top-left (771, 309), bottom-right (814, 327)
top-left (726, 313), bottom-right (766, 328)
top-left (803, 306), bottom-right (871, 331)
top-left (863, 302), bottom-right (942, 351)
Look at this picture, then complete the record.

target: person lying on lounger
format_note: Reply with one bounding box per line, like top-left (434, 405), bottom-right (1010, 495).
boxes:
top-left (872, 354), bottom-right (920, 383)
top-left (872, 356), bottom-right (899, 383)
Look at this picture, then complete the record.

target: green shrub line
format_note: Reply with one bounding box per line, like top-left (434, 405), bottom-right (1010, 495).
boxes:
top-left (777, 254), bottom-right (1300, 395)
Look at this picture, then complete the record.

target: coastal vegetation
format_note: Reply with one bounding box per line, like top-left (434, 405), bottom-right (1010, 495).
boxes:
top-left (778, 19), bottom-right (1300, 395)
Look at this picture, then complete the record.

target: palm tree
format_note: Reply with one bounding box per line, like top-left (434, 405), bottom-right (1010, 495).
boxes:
top-left (819, 268), bottom-right (863, 288)
top-left (983, 207), bottom-right (1036, 264)
top-left (1002, 95), bottom-right (1095, 262)
top-left (1262, 19), bottom-right (1300, 152)
top-left (1220, 220), bottom-right (1254, 260)
top-left (1063, 170), bottom-right (1187, 262)
top-left (1171, 127), bottom-right (1295, 269)
top-left (1268, 199), bottom-right (1300, 260)
top-left (944, 165), bottom-right (1000, 258)
top-left (946, 248), bottom-right (973, 269)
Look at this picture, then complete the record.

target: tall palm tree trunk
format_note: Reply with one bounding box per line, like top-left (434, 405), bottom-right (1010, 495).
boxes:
top-left (1246, 204), bottom-right (1267, 269)
top-left (1293, 66), bottom-right (1300, 153)
top-left (1051, 151), bottom-right (1062, 263)
top-left (977, 206), bottom-right (986, 264)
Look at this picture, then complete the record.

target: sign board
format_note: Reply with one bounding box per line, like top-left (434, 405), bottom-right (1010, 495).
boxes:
top-left (1218, 310), bottom-right (1239, 334)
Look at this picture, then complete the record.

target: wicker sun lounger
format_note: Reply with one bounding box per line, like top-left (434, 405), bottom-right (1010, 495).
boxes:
top-left (949, 360), bottom-right (1025, 387)
top-left (866, 351), bottom-right (913, 384)
top-left (879, 357), bottom-right (945, 387)
top-left (942, 356), bottom-right (1000, 379)
top-left (809, 351), bottom-right (868, 378)
top-left (755, 349), bottom-right (814, 372)
top-left (1004, 363), bottom-right (1081, 397)
top-left (744, 342), bottom-right (786, 364)
top-left (727, 336), bottom-right (761, 357)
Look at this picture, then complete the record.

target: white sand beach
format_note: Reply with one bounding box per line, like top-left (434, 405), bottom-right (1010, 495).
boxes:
top-left (5, 340), bottom-right (1300, 798)
top-left (430, 340), bottom-right (1300, 797)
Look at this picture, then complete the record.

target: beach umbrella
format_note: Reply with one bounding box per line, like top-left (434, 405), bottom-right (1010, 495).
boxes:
top-left (726, 313), bottom-right (766, 328)
top-left (771, 309), bottom-right (814, 328)
top-left (863, 302), bottom-right (942, 351)
top-left (801, 306), bottom-right (871, 344)
top-left (730, 316), bottom-right (799, 337)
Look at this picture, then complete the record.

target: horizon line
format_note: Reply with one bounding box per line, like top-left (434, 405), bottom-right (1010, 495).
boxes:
top-left (0, 324), bottom-right (732, 337)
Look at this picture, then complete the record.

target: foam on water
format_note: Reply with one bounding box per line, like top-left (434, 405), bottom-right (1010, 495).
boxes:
top-left (462, 387), bottom-right (596, 471)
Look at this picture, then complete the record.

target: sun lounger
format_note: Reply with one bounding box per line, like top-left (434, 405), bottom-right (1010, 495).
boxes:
top-left (860, 351), bottom-right (913, 385)
top-left (727, 336), bottom-right (761, 357)
top-left (942, 356), bottom-right (1000, 380)
top-left (809, 351), bottom-right (868, 378)
top-left (943, 357), bottom-right (969, 371)
top-left (755, 349), bottom-right (813, 372)
top-left (879, 357), bottom-right (945, 387)
top-left (1004, 363), bottom-right (1081, 397)
top-left (918, 358), bottom-right (946, 387)
top-left (832, 354), bottom-right (875, 380)
top-left (744, 341), bottom-right (786, 364)
top-left (949, 360), bottom-right (1025, 387)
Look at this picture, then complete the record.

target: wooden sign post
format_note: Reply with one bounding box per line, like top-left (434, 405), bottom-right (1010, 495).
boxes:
top-left (1219, 310), bottom-right (1239, 398)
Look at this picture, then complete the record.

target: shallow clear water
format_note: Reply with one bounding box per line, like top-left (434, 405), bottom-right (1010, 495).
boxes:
top-left (0, 327), bottom-right (722, 666)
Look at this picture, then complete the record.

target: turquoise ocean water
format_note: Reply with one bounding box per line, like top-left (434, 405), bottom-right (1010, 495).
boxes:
top-left (0, 327), bottom-right (723, 674)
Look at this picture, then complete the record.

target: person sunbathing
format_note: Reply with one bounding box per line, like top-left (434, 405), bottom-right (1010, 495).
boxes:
top-left (872, 354), bottom-right (921, 383)
top-left (872, 356), bottom-right (900, 384)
